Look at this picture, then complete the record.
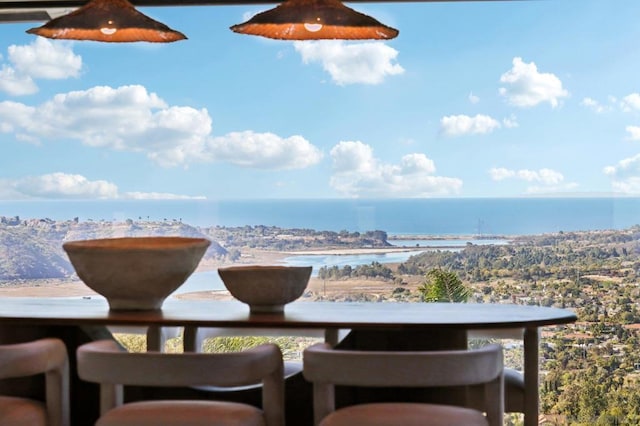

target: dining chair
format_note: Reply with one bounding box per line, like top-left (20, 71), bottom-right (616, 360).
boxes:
top-left (182, 326), bottom-right (351, 390)
top-left (76, 339), bottom-right (285, 426)
top-left (0, 337), bottom-right (69, 426)
top-left (302, 342), bottom-right (504, 426)
top-left (182, 326), bottom-right (323, 393)
top-left (467, 328), bottom-right (526, 413)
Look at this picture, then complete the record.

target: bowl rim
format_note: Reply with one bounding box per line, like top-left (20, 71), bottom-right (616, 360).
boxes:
top-left (63, 236), bottom-right (211, 252)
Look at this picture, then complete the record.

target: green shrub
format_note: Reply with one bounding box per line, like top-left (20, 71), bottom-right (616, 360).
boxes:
top-left (112, 333), bottom-right (321, 360)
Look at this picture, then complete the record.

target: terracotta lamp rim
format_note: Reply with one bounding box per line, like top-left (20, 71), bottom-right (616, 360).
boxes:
top-left (231, 0), bottom-right (399, 41)
top-left (26, 0), bottom-right (186, 43)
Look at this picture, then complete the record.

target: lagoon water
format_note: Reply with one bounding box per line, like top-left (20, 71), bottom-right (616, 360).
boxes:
top-left (177, 238), bottom-right (509, 294)
top-left (178, 248), bottom-right (428, 294)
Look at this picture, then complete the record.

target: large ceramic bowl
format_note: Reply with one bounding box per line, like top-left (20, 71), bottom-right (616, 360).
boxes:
top-left (218, 265), bottom-right (312, 313)
top-left (63, 236), bottom-right (210, 310)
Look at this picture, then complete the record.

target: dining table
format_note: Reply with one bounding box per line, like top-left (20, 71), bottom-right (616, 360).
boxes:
top-left (0, 296), bottom-right (577, 426)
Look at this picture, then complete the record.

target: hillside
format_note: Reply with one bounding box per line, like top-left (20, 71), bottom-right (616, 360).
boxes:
top-left (0, 217), bottom-right (227, 281)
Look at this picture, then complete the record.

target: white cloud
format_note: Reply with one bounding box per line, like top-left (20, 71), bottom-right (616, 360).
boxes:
top-left (3, 173), bottom-right (116, 199)
top-left (400, 153), bottom-right (436, 174)
top-left (294, 40), bottom-right (404, 85)
top-left (625, 126), bottom-right (640, 141)
top-left (584, 93), bottom-right (640, 114)
top-left (0, 85), bottom-right (322, 170)
top-left (488, 167), bottom-right (515, 181)
top-left (9, 38), bottom-right (81, 80)
top-left (515, 169), bottom-right (539, 181)
top-left (490, 167), bottom-right (574, 193)
top-left (207, 131), bottom-right (322, 169)
top-left (331, 140), bottom-right (376, 174)
top-left (122, 192), bottom-right (206, 200)
top-left (499, 57), bottom-right (568, 108)
top-left (440, 114), bottom-right (501, 137)
top-left (0, 65), bottom-right (37, 96)
top-left (0, 172), bottom-right (204, 200)
top-left (490, 167), bottom-right (565, 185)
top-left (0, 38), bottom-right (81, 96)
top-left (581, 97), bottom-right (598, 108)
top-left (583, 93), bottom-right (640, 114)
top-left (620, 93), bottom-right (640, 112)
top-left (609, 177), bottom-right (640, 194)
top-left (0, 101), bottom-right (36, 134)
top-left (468, 92), bottom-right (480, 104)
top-left (329, 141), bottom-right (462, 197)
top-left (581, 97), bottom-right (611, 114)
top-left (533, 168), bottom-right (564, 185)
top-left (502, 115), bottom-right (519, 128)
top-left (603, 154), bottom-right (640, 194)
top-left (604, 154), bottom-right (640, 178)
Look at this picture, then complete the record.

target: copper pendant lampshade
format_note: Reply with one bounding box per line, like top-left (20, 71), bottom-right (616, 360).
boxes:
top-left (230, 0), bottom-right (398, 41)
top-left (26, 0), bottom-right (186, 43)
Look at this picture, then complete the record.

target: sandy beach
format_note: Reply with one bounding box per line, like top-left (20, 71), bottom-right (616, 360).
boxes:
top-left (0, 278), bottom-right (97, 297)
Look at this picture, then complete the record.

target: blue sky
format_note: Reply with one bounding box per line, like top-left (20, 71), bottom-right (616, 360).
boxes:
top-left (1, 0), bottom-right (640, 200)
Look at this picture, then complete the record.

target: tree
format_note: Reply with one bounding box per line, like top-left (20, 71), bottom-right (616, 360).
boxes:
top-left (417, 268), bottom-right (470, 303)
top-left (227, 249), bottom-right (241, 262)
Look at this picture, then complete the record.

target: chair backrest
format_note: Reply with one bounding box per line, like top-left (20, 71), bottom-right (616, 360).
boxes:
top-left (467, 327), bottom-right (527, 414)
top-left (303, 342), bottom-right (504, 426)
top-left (0, 338), bottom-right (70, 426)
top-left (77, 340), bottom-right (285, 426)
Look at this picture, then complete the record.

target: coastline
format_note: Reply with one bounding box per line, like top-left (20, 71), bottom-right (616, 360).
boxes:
top-left (279, 247), bottom-right (428, 256)
top-left (388, 234), bottom-right (513, 240)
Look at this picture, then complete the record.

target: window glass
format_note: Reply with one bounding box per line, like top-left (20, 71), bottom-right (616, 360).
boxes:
top-left (0, 2), bottom-right (639, 421)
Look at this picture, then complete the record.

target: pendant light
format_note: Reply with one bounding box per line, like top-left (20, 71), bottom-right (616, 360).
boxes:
top-left (26, 0), bottom-right (186, 43)
top-left (230, 0), bottom-right (398, 41)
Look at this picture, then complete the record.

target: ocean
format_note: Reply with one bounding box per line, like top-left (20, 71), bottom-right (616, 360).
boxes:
top-left (1, 197), bottom-right (639, 236)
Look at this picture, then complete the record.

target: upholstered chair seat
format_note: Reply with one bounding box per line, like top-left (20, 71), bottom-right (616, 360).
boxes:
top-left (95, 400), bottom-right (266, 426)
top-left (318, 402), bottom-right (489, 426)
top-left (77, 340), bottom-right (285, 426)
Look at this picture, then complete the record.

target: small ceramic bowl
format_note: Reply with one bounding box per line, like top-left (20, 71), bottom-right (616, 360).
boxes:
top-left (218, 265), bottom-right (312, 313)
top-left (63, 236), bottom-right (210, 310)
